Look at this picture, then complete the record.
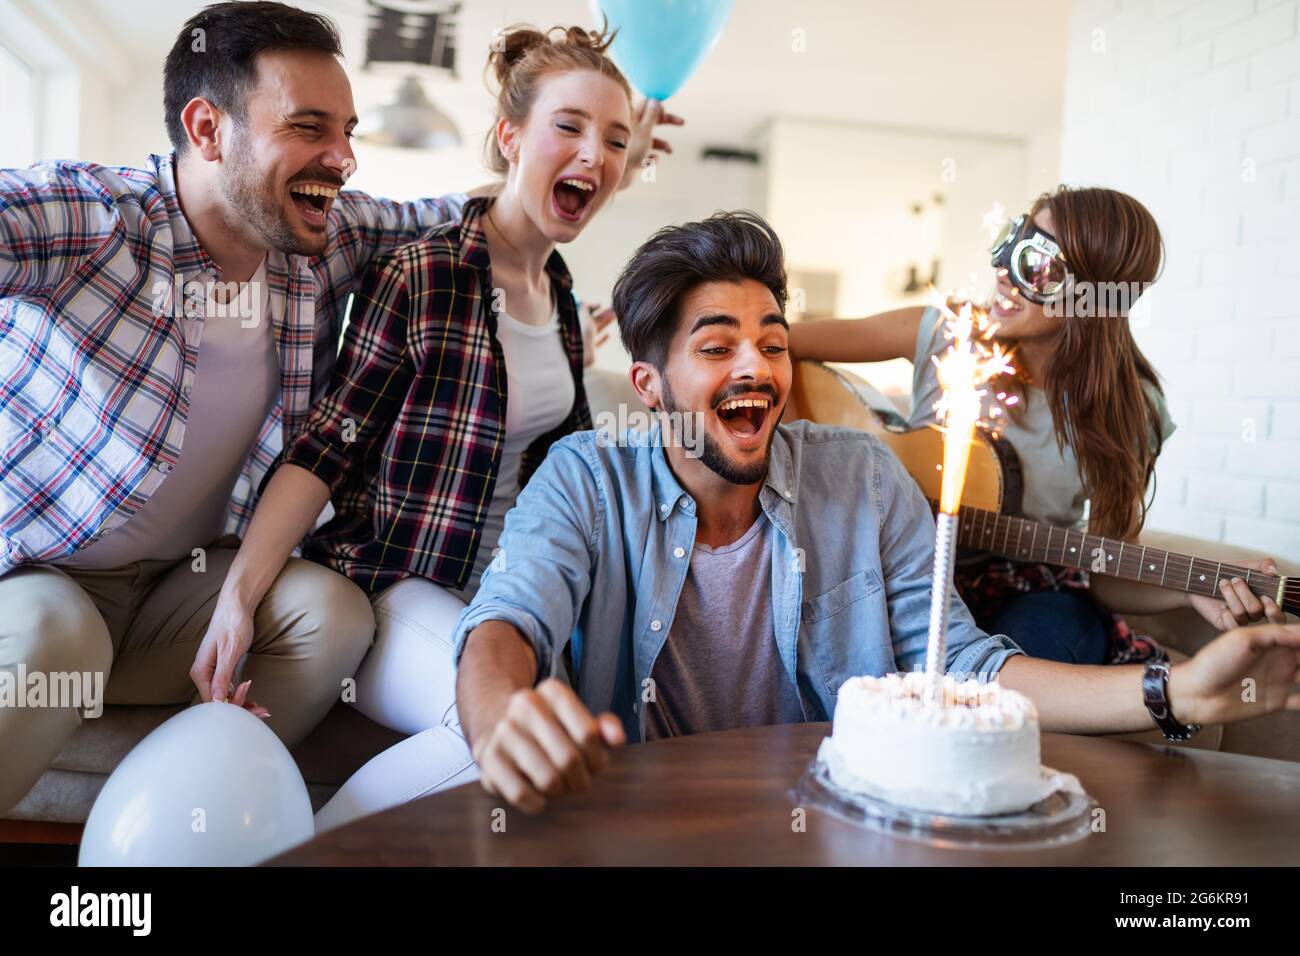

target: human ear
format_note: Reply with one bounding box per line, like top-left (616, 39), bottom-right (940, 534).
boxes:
top-left (629, 361), bottom-right (661, 409)
top-left (496, 116), bottom-right (521, 164)
top-left (180, 97), bottom-right (224, 162)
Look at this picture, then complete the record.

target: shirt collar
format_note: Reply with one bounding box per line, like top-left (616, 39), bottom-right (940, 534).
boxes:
top-left (459, 196), bottom-right (574, 293)
top-left (762, 424), bottom-right (797, 505)
top-left (150, 151), bottom-right (219, 278)
top-left (646, 422), bottom-right (798, 521)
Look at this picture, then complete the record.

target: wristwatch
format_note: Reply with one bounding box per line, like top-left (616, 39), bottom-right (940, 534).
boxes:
top-left (1142, 660), bottom-right (1201, 741)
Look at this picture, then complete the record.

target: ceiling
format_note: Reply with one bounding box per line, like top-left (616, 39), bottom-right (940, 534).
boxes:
top-left (76, 0), bottom-right (1069, 147)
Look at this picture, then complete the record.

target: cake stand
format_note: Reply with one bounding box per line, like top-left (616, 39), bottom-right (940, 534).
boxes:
top-left (793, 754), bottom-right (1096, 851)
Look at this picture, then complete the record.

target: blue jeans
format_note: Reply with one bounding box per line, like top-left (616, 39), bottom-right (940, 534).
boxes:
top-left (988, 590), bottom-right (1109, 664)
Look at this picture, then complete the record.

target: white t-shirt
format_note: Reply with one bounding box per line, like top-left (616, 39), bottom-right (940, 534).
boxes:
top-left (458, 307), bottom-right (574, 597)
top-left (60, 260), bottom-right (280, 568)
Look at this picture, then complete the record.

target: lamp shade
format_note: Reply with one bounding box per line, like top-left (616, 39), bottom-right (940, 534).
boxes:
top-left (357, 75), bottom-right (461, 150)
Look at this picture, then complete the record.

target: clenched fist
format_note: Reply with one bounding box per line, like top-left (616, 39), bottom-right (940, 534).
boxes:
top-left (472, 678), bottom-right (626, 814)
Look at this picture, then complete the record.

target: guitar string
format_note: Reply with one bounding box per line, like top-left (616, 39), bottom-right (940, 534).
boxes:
top-left (949, 505), bottom-right (1295, 606)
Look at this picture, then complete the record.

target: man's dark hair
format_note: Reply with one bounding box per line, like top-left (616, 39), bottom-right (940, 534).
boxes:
top-left (163, 1), bottom-right (343, 152)
top-left (612, 210), bottom-right (788, 369)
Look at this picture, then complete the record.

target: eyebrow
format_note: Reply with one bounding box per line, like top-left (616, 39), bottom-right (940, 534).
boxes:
top-left (553, 107), bottom-right (631, 135)
top-left (288, 109), bottom-right (360, 127)
top-left (689, 313), bottom-right (789, 335)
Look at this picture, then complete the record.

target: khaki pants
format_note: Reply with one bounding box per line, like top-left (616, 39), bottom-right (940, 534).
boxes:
top-left (0, 537), bottom-right (375, 815)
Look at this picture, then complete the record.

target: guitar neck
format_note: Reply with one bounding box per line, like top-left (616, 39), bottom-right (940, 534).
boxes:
top-left (937, 502), bottom-right (1300, 616)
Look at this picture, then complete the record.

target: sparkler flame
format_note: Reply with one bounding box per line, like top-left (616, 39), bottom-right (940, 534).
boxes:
top-left (922, 293), bottom-right (1015, 703)
top-left (929, 297), bottom-right (1014, 514)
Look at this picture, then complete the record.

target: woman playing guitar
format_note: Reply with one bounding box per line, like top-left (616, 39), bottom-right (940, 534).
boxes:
top-left (790, 185), bottom-right (1285, 664)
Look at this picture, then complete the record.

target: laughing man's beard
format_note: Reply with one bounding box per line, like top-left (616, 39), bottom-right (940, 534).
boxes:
top-left (221, 129), bottom-right (323, 257)
top-left (659, 378), bottom-right (774, 486)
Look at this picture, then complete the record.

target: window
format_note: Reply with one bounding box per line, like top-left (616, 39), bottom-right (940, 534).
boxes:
top-left (0, 43), bottom-right (37, 168)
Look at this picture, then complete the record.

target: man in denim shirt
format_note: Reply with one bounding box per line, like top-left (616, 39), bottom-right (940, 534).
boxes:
top-left (453, 212), bottom-right (1300, 814)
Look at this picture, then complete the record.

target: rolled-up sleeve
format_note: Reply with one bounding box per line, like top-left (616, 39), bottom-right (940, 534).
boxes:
top-left (281, 254), bottom-right (414, 492)
top-left (946, 631), bottom-right (1024, 681)
top-left (873, 438), bottom-right (1023, 681)
top-left (452, 437), bottom-right (603, 678)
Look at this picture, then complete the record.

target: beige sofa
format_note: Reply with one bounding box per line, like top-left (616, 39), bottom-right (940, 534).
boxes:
top-left (6, 364), bottom-right (1297, 829)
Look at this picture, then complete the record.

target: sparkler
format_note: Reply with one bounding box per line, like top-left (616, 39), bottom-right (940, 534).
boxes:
top-left (923, 297), bottom-right (1014, 703)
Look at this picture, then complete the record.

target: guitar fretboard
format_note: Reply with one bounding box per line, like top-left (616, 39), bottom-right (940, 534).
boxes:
top-left (935, 502), bottom-right (1298, 615)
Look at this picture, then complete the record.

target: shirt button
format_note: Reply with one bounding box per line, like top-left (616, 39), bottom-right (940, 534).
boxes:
top-left (659, 503), bottom-right (670, 514)
top-left (650, 619), bottom-right (662, 632)
top-left (157, 462), bottom-right (172, 474)
top-left (673, 547), bottom-right (685, 558)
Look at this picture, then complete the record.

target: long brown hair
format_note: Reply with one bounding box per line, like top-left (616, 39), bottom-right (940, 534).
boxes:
top-left (1003, 186), bottom-right (1166, 539)
top-left (483, 23), bottom-right (631, 174)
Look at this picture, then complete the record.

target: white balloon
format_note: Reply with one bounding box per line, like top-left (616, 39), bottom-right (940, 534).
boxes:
top-left (79, 702), bottom-right (314, 867)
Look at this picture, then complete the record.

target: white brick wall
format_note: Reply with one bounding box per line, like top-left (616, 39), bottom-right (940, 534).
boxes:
top-left (1062, 0), bottom-right (1300, 562)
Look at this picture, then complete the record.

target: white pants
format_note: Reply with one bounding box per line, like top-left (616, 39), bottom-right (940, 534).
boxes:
top-left (313, 577), bottom-right (480, 833)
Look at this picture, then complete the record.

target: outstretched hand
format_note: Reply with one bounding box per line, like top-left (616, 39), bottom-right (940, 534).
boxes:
top-left (621, 98), bottom-right (685, 190)
top-left (1171, 623), bottom-right (1300, 726)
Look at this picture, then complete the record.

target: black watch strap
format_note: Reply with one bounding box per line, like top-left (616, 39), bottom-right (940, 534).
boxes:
top-left (1142, 660), bottom-right (1201, 741)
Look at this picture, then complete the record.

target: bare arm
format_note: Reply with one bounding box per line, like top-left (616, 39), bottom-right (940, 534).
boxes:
top-left (455, 621), bottom-right (541, 749)
top-left (188, 464), bottom-right (331, 703)
top-left (999, 656), bottom-right (1149, 734)
top-left (1000, 623), bottom-right (1300, 734)
top-left (456, 621), bottom-right (625, 814)
top-left (220, 464), bottom-right (331, 610)
top-left (788, 306), bottom-right (925, 364)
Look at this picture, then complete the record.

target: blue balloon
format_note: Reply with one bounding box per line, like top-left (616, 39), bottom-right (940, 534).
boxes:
top-left (591, 0), bottom-right (735, 101)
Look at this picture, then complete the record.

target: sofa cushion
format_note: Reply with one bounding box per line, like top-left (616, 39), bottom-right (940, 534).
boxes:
top-left (50, 705), bottom-right (186, 775)
top-left (7, 702), bottom-right (407, 825)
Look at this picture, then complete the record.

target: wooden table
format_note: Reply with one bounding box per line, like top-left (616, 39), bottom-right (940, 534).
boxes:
top-left (269, 723), bottom-right (1300, 866)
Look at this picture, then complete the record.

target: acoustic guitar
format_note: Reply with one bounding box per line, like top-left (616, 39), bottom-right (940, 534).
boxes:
top-left (787, 359), bottom-right (1298, 615)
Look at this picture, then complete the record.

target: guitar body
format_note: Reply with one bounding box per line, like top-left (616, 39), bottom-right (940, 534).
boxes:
top-left (787, 359), bottom-right (1023, 515)
top-left (785, 359), bottom-right (1297, 614)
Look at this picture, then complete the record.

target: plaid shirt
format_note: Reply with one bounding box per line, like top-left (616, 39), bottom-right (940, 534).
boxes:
top-left (282, 196), bottom-right (592, 594)
top-left (0, 152), bottom-right (464, 575)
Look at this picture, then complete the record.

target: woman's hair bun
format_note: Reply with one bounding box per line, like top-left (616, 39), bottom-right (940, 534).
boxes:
top-left (488, 25), bottom-right (615, 86)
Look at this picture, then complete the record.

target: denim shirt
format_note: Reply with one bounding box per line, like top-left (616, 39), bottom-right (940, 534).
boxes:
top-left (452, 420), bottom-right (1023, 742)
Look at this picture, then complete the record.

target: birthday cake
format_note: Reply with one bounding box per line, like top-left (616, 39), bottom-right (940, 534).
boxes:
top-left (819, 671), bottom-right (1058, 817)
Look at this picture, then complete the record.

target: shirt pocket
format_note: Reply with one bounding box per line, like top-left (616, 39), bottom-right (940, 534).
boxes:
top-left (801, 568), bottom-right (889, 701)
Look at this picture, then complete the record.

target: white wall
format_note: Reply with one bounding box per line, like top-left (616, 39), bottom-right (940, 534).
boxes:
top-left (761, 117), bottom-right (1052, 394)
top-left (1061, 0), bottom-right (1300, 561)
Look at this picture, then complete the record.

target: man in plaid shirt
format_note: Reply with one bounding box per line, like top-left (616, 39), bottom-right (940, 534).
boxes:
top-left (0, 2), bottom-right (474, 815)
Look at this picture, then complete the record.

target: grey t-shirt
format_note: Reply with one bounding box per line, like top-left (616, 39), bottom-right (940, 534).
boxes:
top-left (906, 306), bottom-right (1175, 529)
top-left (645, 513), bottom-right (804, 739)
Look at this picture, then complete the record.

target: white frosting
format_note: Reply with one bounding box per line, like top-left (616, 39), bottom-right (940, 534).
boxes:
top-left (824, 672), bottom-right (1055, 817)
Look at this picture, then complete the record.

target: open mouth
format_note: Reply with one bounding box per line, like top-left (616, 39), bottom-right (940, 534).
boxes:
top-left (715, 395), bottom-right (773, 442)
top-left (552, 176), bottom-right (596, 223)
top-left (288, 183), bottom-right (339, 228)
top-left (993, 279), bottom-right (1024, 317)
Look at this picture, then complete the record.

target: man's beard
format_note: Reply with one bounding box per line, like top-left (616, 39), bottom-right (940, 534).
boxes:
top-left (220, 129), bottom-right (323, 257)
top-left (659, 377), bottom-right (776, 486)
